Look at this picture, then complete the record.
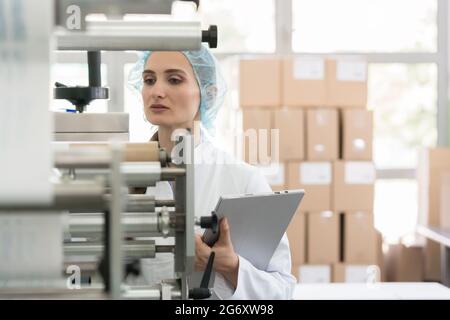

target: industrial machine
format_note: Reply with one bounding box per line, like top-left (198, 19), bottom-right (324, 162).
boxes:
top-left (0, 0), bottom-right (218, 300)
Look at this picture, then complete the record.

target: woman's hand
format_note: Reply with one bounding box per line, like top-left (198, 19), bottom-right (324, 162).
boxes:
top-left (195, 218), bottom-right (239, 289)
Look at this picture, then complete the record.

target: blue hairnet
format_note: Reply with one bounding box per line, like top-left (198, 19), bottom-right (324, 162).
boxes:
top-left (127, 44), bottom-right (227, 133)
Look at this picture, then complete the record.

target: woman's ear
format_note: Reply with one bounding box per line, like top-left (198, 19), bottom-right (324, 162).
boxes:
top-left (204, 85), bottom-right (218, 108)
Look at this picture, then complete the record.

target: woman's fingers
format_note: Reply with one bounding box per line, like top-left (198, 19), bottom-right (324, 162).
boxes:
top-left (216, 217), bottom-right (232, 246)
top-left (195, 234), bottom-right (211, 271)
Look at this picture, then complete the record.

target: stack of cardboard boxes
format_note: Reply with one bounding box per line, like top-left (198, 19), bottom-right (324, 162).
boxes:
top-left (240, 56), bottom-right (382, 283)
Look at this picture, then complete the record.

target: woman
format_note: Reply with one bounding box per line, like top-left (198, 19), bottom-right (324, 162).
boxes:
top-left (128, 45), bottom-right (296, 299)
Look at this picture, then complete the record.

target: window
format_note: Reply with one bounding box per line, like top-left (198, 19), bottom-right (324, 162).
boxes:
top-left (369, 63), bottom-right (437, 169)
top-left (199, 0), bottom-right (276, 53)
top-left (374, 180), bottom-right (418, 242)
top-left (292, 0), bottom-right (437, 53)
top-left (368, 63), bottom-right (437, 240)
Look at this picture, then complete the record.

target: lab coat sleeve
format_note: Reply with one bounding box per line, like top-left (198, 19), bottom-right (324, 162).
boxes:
top-left (213, 169), bottom-right (297, 300)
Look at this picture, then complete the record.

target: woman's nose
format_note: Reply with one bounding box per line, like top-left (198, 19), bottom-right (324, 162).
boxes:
top-left (150, 81), bottom-right (167, 100)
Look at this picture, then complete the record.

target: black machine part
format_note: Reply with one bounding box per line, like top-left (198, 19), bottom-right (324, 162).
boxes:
top-left (54, 51), bottom-right (109, 113)
top-left (189, 251), bottom-right (215, 300)
top-left (202, 25), bottom-right (218, 49)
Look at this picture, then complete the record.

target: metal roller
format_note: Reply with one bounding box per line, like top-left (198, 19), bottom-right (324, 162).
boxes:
top-left (0, 181), bottom-right (107, 211)
top-left (68, 212), bottom-right (176, 238)
top-left (56, 20), bottom-right (203, 51)
top-left (64, 142), bottom-right (166, 163)
top-left (67, 162), bottom-right (162, 187)
top-left (64, 240), bottom-right (160, 258)
top-left (54, 149), bottom-right (112, 169)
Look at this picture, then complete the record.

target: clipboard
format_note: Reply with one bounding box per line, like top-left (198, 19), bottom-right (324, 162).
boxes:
top-left (202, 189), bottom-right (304, 270)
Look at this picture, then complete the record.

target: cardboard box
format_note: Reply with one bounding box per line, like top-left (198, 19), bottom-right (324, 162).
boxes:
top-left (287, 161), bottom-right (332, 211)
top-left (273, 109), bottom-right (305, 160)
top-left (299, 265), bottom-right (332, 283)
top-left (306, 109), bottom-right (339, 160)
top-left (440, 172), bottom-right (450, 229)
top-left (308, 211), bottom-right (340, 264)
top-left (327, 58), bottom-right (368, 108)
top-left (287, 210), bottom-right (306, 265)
top-left (418, 148), bottom-right (450, 280)
top-left (239, 58), bottom-right (281, 108)
top-left (333, 161), bottom-right (375, 211)
top-left (344, 211), bottom-right (378, 264)
top-left (385, 243), bottom-right (424, 282)
top-left (257, 163), bottom-right (286, 192)
top-left (242, 109), bottom-right (272, 165)
top-left (282, 56), bottom-right (327, 107)
top-left (342, 110), bottom-right (373, 160)
top-left (333, 263), bottom-right (381, 283)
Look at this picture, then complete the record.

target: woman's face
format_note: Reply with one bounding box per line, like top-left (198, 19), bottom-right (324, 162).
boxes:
top-left (141, 51), bottom-right (201, 129)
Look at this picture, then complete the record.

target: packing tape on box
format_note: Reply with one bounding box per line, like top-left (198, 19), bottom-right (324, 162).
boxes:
top-left (344, 162), bottom-right (376, 185)
top-left (336, 60), bottom-right (367, 82)
top-left (300, 162), bottom-right (332, 185)
top-left (258, 163), bottom-right (285, 186)
top-left (293, 56), bottom-right (325, 80)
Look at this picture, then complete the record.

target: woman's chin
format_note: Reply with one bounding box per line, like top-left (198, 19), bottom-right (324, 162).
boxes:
top-left (146, 115), bottom-right (174, 127)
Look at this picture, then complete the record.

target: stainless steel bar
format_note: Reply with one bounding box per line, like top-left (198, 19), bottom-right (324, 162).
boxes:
top-left (155, 245), bottom-right (175, 253)
top-left (161, 167), bottom-right (186, 180)
top-left (55, 150), bottom-right (111, 169)
top-left (123, 195), bottom-right (156, 212)
top-left (64, 241), bottom-right (157, 258)
top-left (108, 145), bottom-right (124, 299)
top-left (155, 199), bottom-right (176, 207)
top-left (69, 162), bottom-right (162, 187)
top-left (0, 287), bottom-right (107, 300)
top-left (121, 162), bottom-right (161, 187)
top-left (68, 212), bottom-right (175, 238)
top-left (0, 181), bottom-right (106, 211)
top-left (56, 21), bottom-right (202, 51)
top-left (173, 133), bottom-right (195, 300)
top-left (0, 285), bottom-right (180, 300)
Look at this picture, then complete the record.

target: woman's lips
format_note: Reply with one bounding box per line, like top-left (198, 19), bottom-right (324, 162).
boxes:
top-left (150, 104), bottom-right (169, 112)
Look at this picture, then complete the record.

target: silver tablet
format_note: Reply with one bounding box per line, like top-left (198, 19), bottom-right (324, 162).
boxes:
top-left (201, 189), bottom-right (304, 270)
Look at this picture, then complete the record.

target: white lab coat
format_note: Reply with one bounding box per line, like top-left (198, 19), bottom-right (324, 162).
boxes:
top-left (151, 138), bottom-right (296, 300)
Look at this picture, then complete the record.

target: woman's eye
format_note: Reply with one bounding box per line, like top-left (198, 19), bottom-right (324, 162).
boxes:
top-left (144, 78), bottom-right (156, 85)
top-left (168, 77), bottom-right (182, 85)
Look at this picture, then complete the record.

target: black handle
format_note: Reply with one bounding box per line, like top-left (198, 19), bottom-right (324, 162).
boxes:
top-left (53, 51), bottom-right (108, 113)
top-left (87, 51), bottom-right (102, 87)
top-left (189, 251), bottom-right (215, 300)
top-left (200, 251), bottom-right (215, 289)
top-left (202, 25), bottom-right (217, 48)
top-left (199, 213), bottom-right (218, 233)
top-left (55, 82), bottom-right (68, 88)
